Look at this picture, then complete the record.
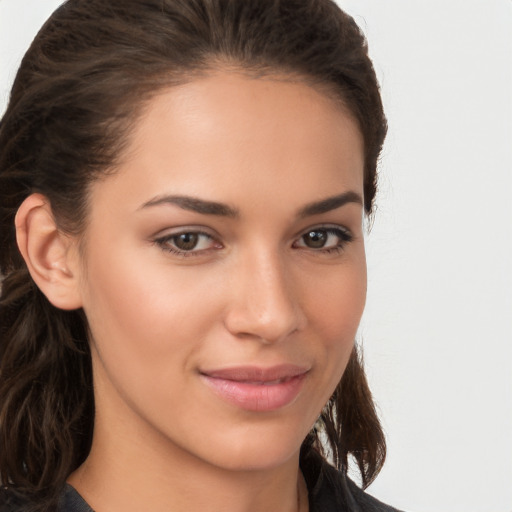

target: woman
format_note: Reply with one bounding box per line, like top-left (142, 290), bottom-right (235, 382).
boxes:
top-left (0, 0), bottom-right (398, 511)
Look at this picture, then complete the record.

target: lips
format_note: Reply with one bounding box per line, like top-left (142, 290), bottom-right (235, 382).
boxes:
top-left (199, 364), bottom-right (309, 412)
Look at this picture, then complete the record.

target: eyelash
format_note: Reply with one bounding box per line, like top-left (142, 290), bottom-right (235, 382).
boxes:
top-left (153, 230), bottom-right (219, 258)
top-left (153, 225), bottom-right (353, 258)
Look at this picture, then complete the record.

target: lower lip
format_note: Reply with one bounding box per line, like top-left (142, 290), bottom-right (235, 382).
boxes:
top-left (200, 373), bottom-right (307, 412)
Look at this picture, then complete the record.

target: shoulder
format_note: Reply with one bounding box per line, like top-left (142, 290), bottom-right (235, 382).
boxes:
top-left (58, 485), bottom-right (93, 512)
top-left (0, 488), bottom-right (27, 512)
top-left (301, 450), bottom-right (403, 512)
top-left (344, 477), bottom-right (402, 512)
top-left (0, 485), bottom-right (92, 512)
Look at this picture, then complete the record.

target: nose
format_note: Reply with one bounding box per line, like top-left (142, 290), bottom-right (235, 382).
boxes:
top-left (223, 251), bottom-right (306, 344)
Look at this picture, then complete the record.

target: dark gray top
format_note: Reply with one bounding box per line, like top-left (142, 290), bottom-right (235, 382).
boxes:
top-left (1, 451), bottom-right (402, 511)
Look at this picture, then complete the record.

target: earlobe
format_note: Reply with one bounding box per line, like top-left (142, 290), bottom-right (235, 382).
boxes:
top-left (15, 193), bottom-right (83, 310)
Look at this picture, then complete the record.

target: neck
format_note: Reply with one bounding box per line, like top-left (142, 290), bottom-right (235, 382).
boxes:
top-left (70, 443), bottom-right (305, 512)
top-left (69, 405), bottom-right (307, 512)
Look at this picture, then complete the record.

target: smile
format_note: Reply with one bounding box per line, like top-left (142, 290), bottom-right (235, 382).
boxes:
top-left (199, 365), bottom-right (309, 412)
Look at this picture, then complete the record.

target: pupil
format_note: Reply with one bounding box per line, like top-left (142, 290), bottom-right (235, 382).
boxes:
top-left (305, 230), bottom-right (327, 248)
top-left (174, 233), bottom-right (198, 250)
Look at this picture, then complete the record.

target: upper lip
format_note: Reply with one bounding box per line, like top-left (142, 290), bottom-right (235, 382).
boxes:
top-left (200, 364), bottom-right (310, 383)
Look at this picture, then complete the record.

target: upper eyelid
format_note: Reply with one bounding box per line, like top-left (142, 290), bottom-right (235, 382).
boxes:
top-left (152, 225), bottom-right (218, 239)
top-left (294, 223), bottom-right (352, 238)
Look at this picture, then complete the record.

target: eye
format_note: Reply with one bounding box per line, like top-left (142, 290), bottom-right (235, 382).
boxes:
top-left (294, 226), bottom-right (353, 252)
top-left (154, 230), bottom-right (220, 256)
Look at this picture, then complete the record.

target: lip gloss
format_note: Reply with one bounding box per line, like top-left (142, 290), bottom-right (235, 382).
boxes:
top-left (200, 365), bottom-right (309, 412)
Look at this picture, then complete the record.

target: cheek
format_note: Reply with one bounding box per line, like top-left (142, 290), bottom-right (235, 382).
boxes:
top-left (79, 256), bottom-right (221, 424)
top-left (79, 249), bottom-right (220, 373)
top-left (304, 254), bottom-right (367, 385)
top-left (307, 256), bottom-right (367, 341)
top-left (84, 231), bottom-right (206, 320)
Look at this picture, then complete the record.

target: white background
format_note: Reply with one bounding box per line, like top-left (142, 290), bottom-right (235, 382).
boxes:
top-left (1, 1), bottom-right (511, 511)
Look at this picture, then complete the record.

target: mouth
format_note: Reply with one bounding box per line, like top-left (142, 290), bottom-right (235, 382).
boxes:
top-left (199, 364), bottom-right (310, 412)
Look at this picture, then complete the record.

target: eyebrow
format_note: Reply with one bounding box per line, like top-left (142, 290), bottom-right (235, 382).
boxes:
top-left (297, 191), bottom-right (363, 218)
top-left (140, 190), bottom-right (362, 218)
top-left (140, 195), bottom-right (239, 217)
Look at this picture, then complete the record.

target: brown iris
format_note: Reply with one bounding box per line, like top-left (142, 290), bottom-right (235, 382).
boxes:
top-left (173, 233), bottom-right (199, 251)
top-left (302, 230), bottom-right (328, 248)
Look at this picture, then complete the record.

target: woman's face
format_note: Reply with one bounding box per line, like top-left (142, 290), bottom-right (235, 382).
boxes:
top-left (76, 71), bottom-right (366, 472)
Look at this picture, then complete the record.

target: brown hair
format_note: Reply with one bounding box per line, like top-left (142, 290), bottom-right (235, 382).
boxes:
top-left (0, 0), bottom-right (387, 509)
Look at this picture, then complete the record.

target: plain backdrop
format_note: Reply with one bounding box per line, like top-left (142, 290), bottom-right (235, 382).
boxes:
top-left (1, 1), bottom-right (511, 512)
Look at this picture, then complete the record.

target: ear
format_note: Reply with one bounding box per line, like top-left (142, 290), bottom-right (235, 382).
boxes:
top-left (15, 193), bottom-right (83, 310)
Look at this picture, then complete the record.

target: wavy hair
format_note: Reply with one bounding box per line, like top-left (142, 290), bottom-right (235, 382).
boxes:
top-left (0, 0), bottom-right (387, 509)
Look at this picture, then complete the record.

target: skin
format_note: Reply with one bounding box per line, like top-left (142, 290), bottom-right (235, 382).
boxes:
top-left (42, 71), bottom-right (366, 512)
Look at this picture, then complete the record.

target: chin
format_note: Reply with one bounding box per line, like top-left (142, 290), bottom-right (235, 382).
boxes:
top-left (210, 446), bottom-right (301, 473)
top-left (188, 421), bottom-right (310, 473)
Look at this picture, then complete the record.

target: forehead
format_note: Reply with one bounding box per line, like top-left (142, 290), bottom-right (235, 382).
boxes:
top-left (90, 71), bottom-right (364, 215)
